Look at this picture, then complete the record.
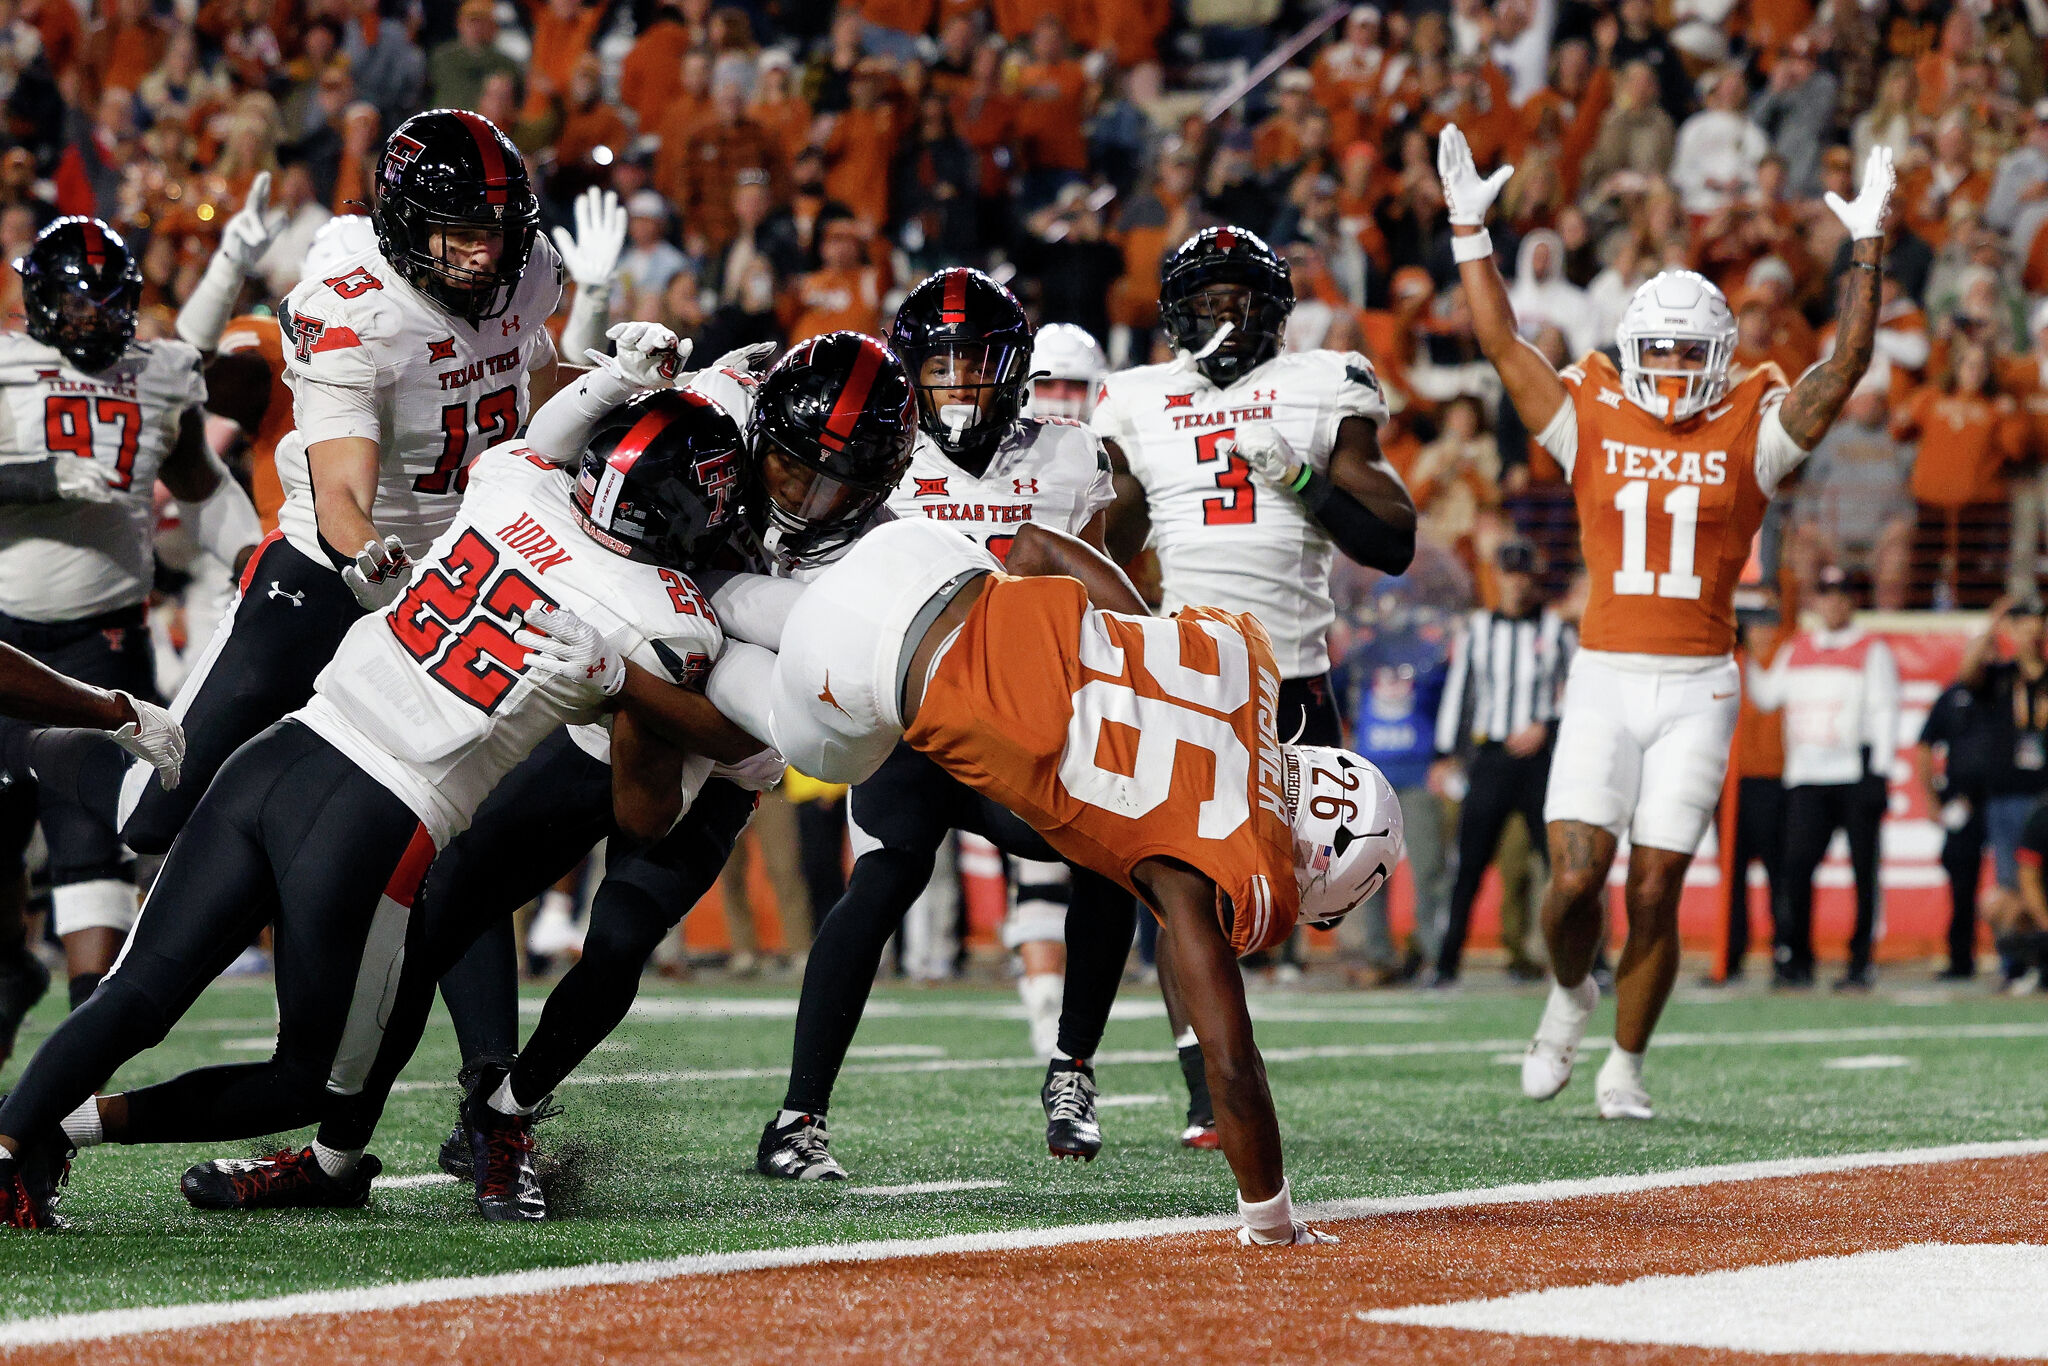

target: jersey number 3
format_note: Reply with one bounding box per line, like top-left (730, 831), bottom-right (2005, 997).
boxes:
top-left (1060, 613), bottom-right (1252, 840)
top-left (1194, 428), bottom-right (1255, 525)
top-left (388, 529), bottom-right (552, 713)
top-left (1611, 480), bottom-right (1703, 601)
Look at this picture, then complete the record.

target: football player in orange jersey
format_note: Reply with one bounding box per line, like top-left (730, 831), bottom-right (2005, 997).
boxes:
top-left (1436, 123), bottom-right (1896, 1120)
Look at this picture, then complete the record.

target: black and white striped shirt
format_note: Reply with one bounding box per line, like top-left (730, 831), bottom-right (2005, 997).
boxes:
top-left (1434, 608), bottom-right (1575, 754)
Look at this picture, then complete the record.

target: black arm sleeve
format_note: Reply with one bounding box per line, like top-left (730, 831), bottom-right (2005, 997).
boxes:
top-left (1296, 467), bottom-right (1416, 575)
top-left (0, 459), bottom-right (63, 505)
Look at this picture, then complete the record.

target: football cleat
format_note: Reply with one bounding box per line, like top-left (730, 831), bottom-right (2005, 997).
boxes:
top-left (0, 1135), bottom-right (72, 1230)
top-left (1041, 1059), bottom-right (1101, 1161)
top-left (1178, 1043), bottom-right (1218, 1149)
top-left (437, 1119), bottom-right (471, 1182)
top-left (1178, 1121), bottom-right (1220, 1150)
top-left (0, 948), bottom-right (50, 1070)
top-left (1596, 1077), bottom-right (1655, 1121)
top-left (1522, 977), bottom-right (1598, 1101)
top-left (460, 1066), bottom-right (549, 1221)
top-left (756, 1112), bottom-right (848, 1180)
top-left (181, 1147), bottom-right (381, 1210)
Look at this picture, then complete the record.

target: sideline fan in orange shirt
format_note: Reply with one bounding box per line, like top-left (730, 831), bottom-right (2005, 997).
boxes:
top-left (1893, 356), bottom-right (2027, 509)
top-left (208, 313), bottom-right (291, 531)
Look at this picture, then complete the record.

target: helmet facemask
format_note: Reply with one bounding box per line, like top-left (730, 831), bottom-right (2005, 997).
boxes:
top-left (1162, 282), bottom-right (1290, 386)
top-left (751, 440), bottom-right (900, 565)
top-left (1618, 333), bottom-right (1732, 424)
top-left (907, 341), bottom-right (1029, 468)
top-left (17, 239), bottom-right (141, 374)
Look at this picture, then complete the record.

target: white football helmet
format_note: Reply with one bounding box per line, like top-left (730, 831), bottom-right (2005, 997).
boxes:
top-left (301, 214), bottom-right (380, 282)
top-left (1284, 745), bottom-right (1404, 929)
top-left (1028, 322), bottom-right (1108, 420)
top-left (1615, 269), bottom-right (1736, 424)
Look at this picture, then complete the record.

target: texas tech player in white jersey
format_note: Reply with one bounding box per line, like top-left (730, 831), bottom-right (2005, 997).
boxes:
top-left (300, 438), bottom-right (722, 848)
top-left (0, 333), bottom-right (206, 620)
top-left (1091, 347), bottom-right (1387, 680)
top-left (272, 234), bottom-right (563, 568)
top-left (888, 417), bottom-right (1113, 561)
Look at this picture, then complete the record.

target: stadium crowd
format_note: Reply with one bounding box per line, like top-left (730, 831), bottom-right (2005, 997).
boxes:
top-left (5, 0), bottom-right (2048, 987)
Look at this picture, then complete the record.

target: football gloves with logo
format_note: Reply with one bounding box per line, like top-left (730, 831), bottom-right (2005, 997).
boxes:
top-left (586, 321), bottom-right (690, 391)
top-left (515, 604), bottom-right (625, 696)
top-left (1224, 424), bottom-right (1303, 492)
top-left (342, 535), bottom-right (415, 612)
top-left (1435, 123), bottom-right (1512, 227)
top-left (109, 691), bottom-right (185, 790)
top-left (1825, 145), bottom-right (1896, 241)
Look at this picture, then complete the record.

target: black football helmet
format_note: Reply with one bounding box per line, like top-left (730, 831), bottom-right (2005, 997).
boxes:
top-left (744, 331), bottom-right (916, 564)
top-left (888, 267), bottom-right (1033, 472)
top-left (14, 217), bottom-right (142, 374)
top-left (1158, 225), bottom-right (1294, 386)
top-left (371, 109), bottom-right (539, 322)
top-left (572, 389), bottom-right (746, 571)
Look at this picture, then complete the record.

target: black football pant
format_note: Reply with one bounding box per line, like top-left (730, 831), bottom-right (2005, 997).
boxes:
top-left (1723, 777), bottom-right (1787, 976)
top-left (0, 721), bottom-right (431, 1149)
top-left (781, 740), bottom-right (1137, 1116)
top-left (1940, 805), bottom-right (1985, 976)
top-left (1435, 743), bottom-right (1551, 980)
top-left (0, 604), bottom-right (156, 915)
top-left (19, 533), bottom-right (520, 1088)
top-left (317, 728), bottom-right (758, 1150)
top-left (1779, 778), bottom-right (1886, 976)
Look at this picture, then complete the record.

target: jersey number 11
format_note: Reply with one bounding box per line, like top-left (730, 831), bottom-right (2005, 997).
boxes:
top-left (1611, 480), bottom-right (1702, 601)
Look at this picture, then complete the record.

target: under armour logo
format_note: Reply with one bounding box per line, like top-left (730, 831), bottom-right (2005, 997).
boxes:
top-left (1013, 478), bottom-right (1039, 495)
top-left (427, 337), bottom-right (458, 362)
top-left (818, 672), bottom-right (850, 717)
top-left (1251, 389), bottom-right (1277, 402)
top-left (501, 314), bottom-right (521, 336)
top-left (268, 582), bottom-right (305, 606)
top-left (585, 657), bottom-right (608, 680)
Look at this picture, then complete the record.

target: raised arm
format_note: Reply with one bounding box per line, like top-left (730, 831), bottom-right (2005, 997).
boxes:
top-left (1779, 147), bottom-right (1897, 450)
top-left (1005, 521), bottom-right (1149, 615)
top-left (1435, 124), bottom-right (1570, 435)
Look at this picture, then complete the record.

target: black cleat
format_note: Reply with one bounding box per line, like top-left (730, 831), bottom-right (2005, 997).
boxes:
top-left (756, 1112), bottom-right (848, 1180)
top-left (0, 1133), bottom-right (71, 1230)
top-left (0, 949), bottom-right (49, 1070)
top-left (1041, 1058), bottom-right (1101, 1161)
top-left (181, 1147), bottom-right (381, 1210)
top-left (461, 1064), bottom-right (548, 1221)
top-left (437, 1121), bottom-right (472, 1181)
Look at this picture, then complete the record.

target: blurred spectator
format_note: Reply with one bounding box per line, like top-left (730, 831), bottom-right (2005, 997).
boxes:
top-left (1409, 395), bottom-right (1500, 563)
top-left (1747, 567), bottom-right (1900, 989)
top-left (1717, 606), bottom-right (1791, 984)
top-left (427, 0), bottom-right (520, 113)
top-left (554, 55), bottom-right (630, 173)
top-left (781, 213), bottom-right (882, 338)
top-left (1670, 66), bottom-right (1767, 216)
top-left (678, 65), bottom-right (785, 255)
top-left (620, 0), bottom-right (694, 132)
top-left (344, 0), bottom-right (426, 134)
top-left (1608, 0), bottom-right (1691, 121)
top-left (1016, 189), bottom-right (1124, 343)
top-left (1851, 63), bottom-right (1920, 174)
top-left (751, 50), bottom-right (814, 165)
top-left (2005, 803), bottom-right (2048, 989)
top-left (618, 190), bottom-right (689, 319)
top-left (1915, 682), bottom-right (1995, 979)
top-left (1748, 35), bottom-right (1837, 198)
top-left (1508, 228), bottom-right (1593, 357)
top-left (1790, 375), bottom-right (1916, 610)
top-left (1958, 598), bottom-right (2048, 917)
top-left (1583, 60), bottom-right (1675, 193)
top-left (1012, 15), bottom-right (1090, 208)
top-left (820, 57), bottom-right (899, 230)
top-left (523, 0), bottom-right (604, 125)
top-left (1896, 336), bottom-right (2026, 514)
top-left (893, 90), bottom-right (978, 268)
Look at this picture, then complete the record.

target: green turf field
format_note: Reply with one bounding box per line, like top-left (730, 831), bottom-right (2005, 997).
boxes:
top-left (3, 971), bottom-right (2044, 1321)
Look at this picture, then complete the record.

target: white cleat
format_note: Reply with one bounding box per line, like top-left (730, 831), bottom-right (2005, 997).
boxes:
top-left (1521, 978), bottom-right (1599, 1101)
top-left (1596, 1076), bottom-right (1655, 1121)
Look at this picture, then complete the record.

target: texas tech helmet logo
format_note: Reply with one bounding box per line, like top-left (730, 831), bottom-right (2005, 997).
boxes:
top-left (693, 450), bottom-right (740, 523)
top-left (382, 133), bottom-right (426, 185)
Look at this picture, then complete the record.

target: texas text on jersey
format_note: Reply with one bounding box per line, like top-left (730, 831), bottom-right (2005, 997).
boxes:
top-left (0, 332), bottom-right (207, 621)
top-left (1538, 351), bottom-right (1795, 658)
top-left (300, 439), bottom-right (724, 849)
top-left (1090, 348), bottom-right (1388, 678)
top-left (890, 417), bottom-right (1114, 559)
top-left (271, 232), bottom-right (565, 569)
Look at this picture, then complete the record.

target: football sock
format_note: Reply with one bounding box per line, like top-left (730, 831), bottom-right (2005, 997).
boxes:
top-left (59, 1097), bottom-right (102, 1149)
top-left (67, 973), bottom-right (102, 1010)
top-left (1018, 973), bottom-right (1062, 1059)
top-left (776, 1108), bottom-right (821, 1128)
top-left (1179, 1041), bottom-right (1212, 1123)
top-left (488, 1074), bottom-right (540, 1118)
top-left (1597, 1046), bottom-right (1646, 1089)
top-left (311, 1140), bottom-right (360, 1177)
top-left (1052, 873), bottom-right (1134, 1060)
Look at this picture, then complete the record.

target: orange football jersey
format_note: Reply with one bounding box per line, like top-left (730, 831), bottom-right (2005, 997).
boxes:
top-left (1562, 352), bottom-right (1788, 656)
top-left (905, 575), bottom-right (1299, 956)
top-left (214, 314), bottom-right (292, 532)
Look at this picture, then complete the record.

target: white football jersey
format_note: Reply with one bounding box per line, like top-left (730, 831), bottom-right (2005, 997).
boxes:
top-left (887, 417), bottom-right (1114, 560)
top-left (0, 333), bottom-right (207, 621)
top-left (296, 440), bottom-right (724, 848)
top-left (272, 237), bottom-right (564, 570)
top-left (1090, 349), bottom-right (1388, 678)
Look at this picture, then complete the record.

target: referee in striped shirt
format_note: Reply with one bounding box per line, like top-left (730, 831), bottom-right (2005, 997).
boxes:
top-left (1428, 540), bottom-right (1575, 985)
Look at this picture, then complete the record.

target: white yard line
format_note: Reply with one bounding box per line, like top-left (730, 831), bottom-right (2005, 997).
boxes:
top-left (384, 1019), bottom-right (2048, 1094)
top-left (4, 1138), bottom-right (2045, 1348)
top-left (841, 1179), bottom-right (1009, 1196)
top-left (369, 1173), bottom-right (459, 1190)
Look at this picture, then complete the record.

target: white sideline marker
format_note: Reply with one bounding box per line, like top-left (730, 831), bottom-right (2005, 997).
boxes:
top-left (5, 1138), bottom-right (2047, 1348)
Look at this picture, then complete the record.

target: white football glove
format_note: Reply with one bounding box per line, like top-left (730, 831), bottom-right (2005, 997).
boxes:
top-left (713, 746), bottom-right (788, 792)
top-left (709, 341), bottom-right (779, 376)
top-left (585, 321), bottom-right (691, 390)
top-left (1237, 1222), bottom-right (1341, 1247)
top-left (217, 169), bottom-right (278, 273)
top-left (341, 535), bottom-right (415, 611)
top-left (52, 455), bottom-right (114, 503)
top-left (550, 186), bottom-right (628, 290)
top-left (108, 691), bottom-right (185, 790)
top-left (514, 603), bottom-right (625, 696)
top-left (1435, 123), bottom-right (1512, 228)
top-left (1223, 424), bottom-right (1303, 491)
top-left (1825, 144), bottom-right (1896, 241)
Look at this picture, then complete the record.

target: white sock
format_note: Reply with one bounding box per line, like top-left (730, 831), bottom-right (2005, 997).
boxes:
top-left (310, 1140), bottom-right (360, 1177)
top-left (489, 1075), bottom-right (540, 1118)
top-left (776, 1107), bottom-right (820, 1128)
top-left (1598, 1046), bottom-right (1645, 1087)
top-left (60, 1097), bottom-right (103, 1149)
top-left (1174, 1027), bottom-right (1199, 1051)
top-left (1018, 973), bottom-right (1063, 1059)
top-left (538, 889), bottom-right (575, 921)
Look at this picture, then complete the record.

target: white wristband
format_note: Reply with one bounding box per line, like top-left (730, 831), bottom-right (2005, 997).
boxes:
top-left (1451, 229), bottom-right (1495, 264)
top-left (1237, 1178), bottom-right (1295, 1244)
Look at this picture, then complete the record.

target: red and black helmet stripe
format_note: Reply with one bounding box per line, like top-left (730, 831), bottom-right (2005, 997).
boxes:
top-left (80, 221), bottom-right (106, 270)
top-left (939, 269), bottom-right (968, 326)
top-left (451, 109), bottom-right (511, 207)
top-left (818, 337), bottom-right (885, 454)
